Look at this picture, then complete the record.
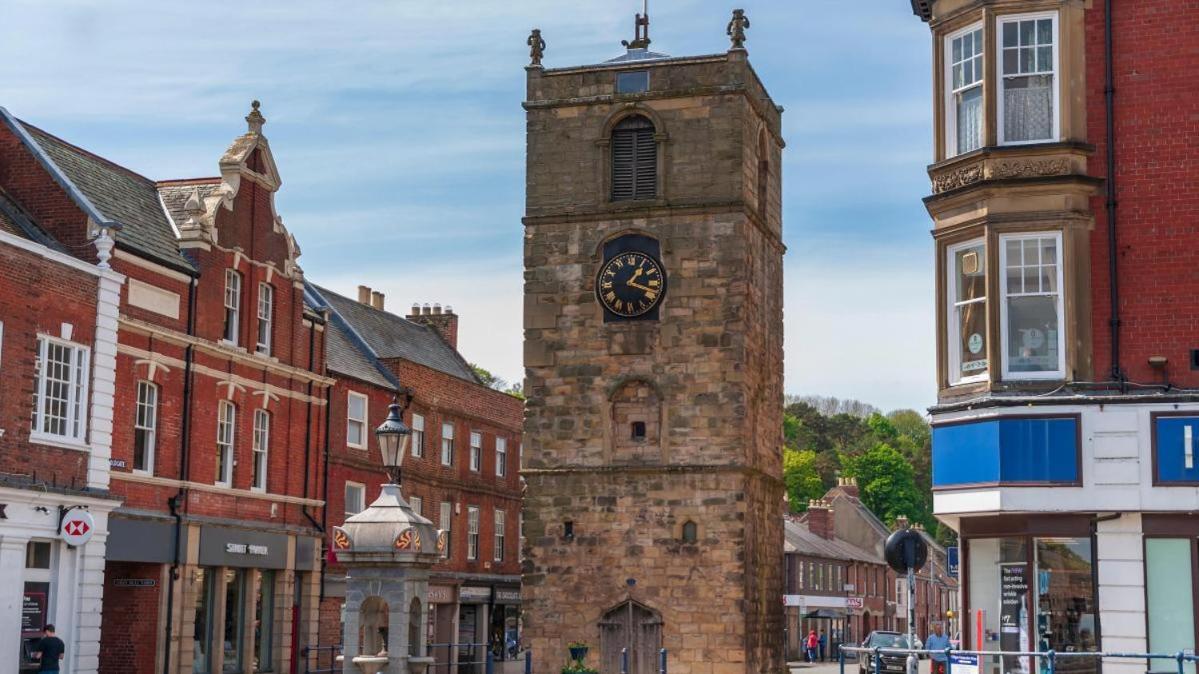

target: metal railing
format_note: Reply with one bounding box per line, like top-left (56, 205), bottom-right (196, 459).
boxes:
top-left (617, 647), bottom-right (669, 674)
top-left (428, 642), bottom-right (494, 674)
top-left (301, 643), bottom-right (343, 674)
top-left (840, 645), bottom-right (1199, 674)
top-left (303, 644), bottom-right (670, 674)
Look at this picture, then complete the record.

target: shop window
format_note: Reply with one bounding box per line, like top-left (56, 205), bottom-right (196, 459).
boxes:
top-left (254, 571), bottom-right (275, 672)
top-left (25, 541), bottom-right (51, 569)
top-left (947, 240), bottom-right (987, 384)
top-left (223, 569), bottom-right (246, 673)
top-left (946, 24), bottom-right (984, 156)
top-left (1000, 233), bottom-right (1064, 379)
top-left (346, 392), bottom-right (368, 449)
top-left (134, 380), bottom-right (158, 473)
top-left (193, 569), bottom-right (213, 673)
top-left (998, 13), bottom-right (1058, 145)
top-left (1152, 415), bottom-right (1199, 483)
top-left (1146, 539), bottom-right (1196, 673)
top-left (31, 336), bottom-right (90, 443)
top-left (223, 269), bottom-right (242, 344)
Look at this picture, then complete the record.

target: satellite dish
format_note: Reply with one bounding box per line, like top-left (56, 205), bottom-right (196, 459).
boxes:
top-left (885, 528), bottom-right (928, 574)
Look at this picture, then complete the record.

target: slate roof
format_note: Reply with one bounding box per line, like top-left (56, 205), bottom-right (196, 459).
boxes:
top-left (158, 180), bottom-right (219, 231)
top-left (17, 122), bottom-right (195, 272)
top-left (784, 518), bottom-right (881, 564)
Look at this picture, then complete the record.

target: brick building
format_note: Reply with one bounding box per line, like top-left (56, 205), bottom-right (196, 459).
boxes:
top-left (0, 114), bottom-right (124, 672)
top-left (306, 285), bottom-right (523, 669)
top-left (908, 1), bottom-right (1199, 672)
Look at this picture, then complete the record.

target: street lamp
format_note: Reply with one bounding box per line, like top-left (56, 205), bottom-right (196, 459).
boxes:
top-left (375, 398), bottom-right (412, 485)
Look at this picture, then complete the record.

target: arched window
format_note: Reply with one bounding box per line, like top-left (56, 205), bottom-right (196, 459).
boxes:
top-left (681, 521), bottom-right (698, 543)
top-left (611, 116), bottom-right (657, 201)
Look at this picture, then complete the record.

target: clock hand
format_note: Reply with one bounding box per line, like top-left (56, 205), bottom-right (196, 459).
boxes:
top-left (627, 281), bottom-right (658, 293)
top-left (626, 267), bottom-right (644, 285)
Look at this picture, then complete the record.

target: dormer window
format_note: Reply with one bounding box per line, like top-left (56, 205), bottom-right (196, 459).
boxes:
top-left (223, 269), bottom-right (242, 344)
top-left (999, 13), bottom-right (1058, 145)
top-left (611, 115), bottom-right (657, 201)
top-left (946, 24), bottom-right (983, 156)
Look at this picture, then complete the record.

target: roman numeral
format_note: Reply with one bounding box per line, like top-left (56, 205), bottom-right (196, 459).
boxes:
top-left (605, 291), bottom-right (616, 302)
top-left (601, 281), bottom-right (613, 289)
top-left (644, 291), bottom-right (657, 301)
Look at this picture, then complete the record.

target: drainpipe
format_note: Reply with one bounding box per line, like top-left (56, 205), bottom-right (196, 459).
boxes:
top-left (301, 320), bottom-right (322, 534)
top-left (163, 274), bottom-right (198, 674)
top-left (1104, 0), bottom-right (1123, 386)
top-left (319, 377), bottom-right (333, 602)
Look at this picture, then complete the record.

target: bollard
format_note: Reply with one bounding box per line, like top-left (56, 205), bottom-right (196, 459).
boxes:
top-left (487, 649), bottom-right (495, 674)
top-left (839, 645), bottom-right (846, 674)
top-left (1047, 650), bottom-right (1056, 674)
top-left (660, 648), bottom-right (668, 674)
top-left (874, 647), bottom-right (883, 674)
top-left (945, 648), bottom-right (952, 674)
top-left (622, 648), bottom-right (629, 674)
top-left (525, 649), bottom-right (532, 674)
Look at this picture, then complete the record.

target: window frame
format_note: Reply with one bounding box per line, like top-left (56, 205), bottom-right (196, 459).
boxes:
top-left (346, 391), bottom-right (368, 450)
top-left (441, 422), bottom-right (455, 466)
top-left (223, 269), bottom-right (242, 345)
top-left (469, 431), bottom-right (482, 472)
top-left (410, 495), bottom-right (423, 517)
top-left (251, 408), bottom-right (270, 492)
top-left (944, 22), bottom-right (985, 157)
top-left (947, 238), bottom-right (990, 386)
top-left (216, 400), bottom-right (236, 487)
top-left (609, 115), bottom-right (658, 202)
top-left (133, 380), bottom-right (159, 474)
top-left (31, 335), bottom-right (91, 446)
top-left (256, 282), bottom-right (273, 356)
top-left (345, 481), bottom-right (366, 520)
top-left (999, 231), bottom-right (1066, 380)
top-left (494, 509), bottom-right (506, 562)
top-left (495, 437), bottom-right (507, 477)
top-left (467, 506), bottom-right (480, 560)
top-left (996, 11), bottom-right (1060, 146)
top-left (411, 413), bottom-right (425, 458)
top-left (440, 501), bottom-right (453, 560)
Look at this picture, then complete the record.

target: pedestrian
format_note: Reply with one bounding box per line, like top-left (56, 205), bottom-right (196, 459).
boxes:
top-left (819, 630), bottom-right (827, 662)
top-left (31, 624), bottom-right (65, 672)
top-left (806, 629), bottom-right (819, 663)
top-left (924, 621), bottom-right (951, 674)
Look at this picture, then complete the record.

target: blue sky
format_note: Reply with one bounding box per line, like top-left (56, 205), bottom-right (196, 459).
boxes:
top-left (0, 1), bottom-right (936, 412)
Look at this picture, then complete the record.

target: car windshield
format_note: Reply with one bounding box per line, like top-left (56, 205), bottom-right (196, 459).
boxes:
top-left (869, 634), bottom-right (911, 649)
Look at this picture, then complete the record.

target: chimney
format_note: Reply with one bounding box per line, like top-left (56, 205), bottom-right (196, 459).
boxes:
top-left (836, 476), bottom-right (860, 498)
top-left (370, 291), bottom-right (385, 311)
top-left (358, 285), bottom-right (372, 304)
top-left (806, 498), bottom-right (835, 540)
top-left (895, 515), bottom-right (910, 530)
top-left (407, 302), bottom-right (460, 349)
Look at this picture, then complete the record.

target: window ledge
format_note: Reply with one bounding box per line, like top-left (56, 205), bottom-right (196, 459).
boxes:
top-left (927, 141), bottom-right (1097, 197)
top-left (28, 433), bottom-right (90, 452)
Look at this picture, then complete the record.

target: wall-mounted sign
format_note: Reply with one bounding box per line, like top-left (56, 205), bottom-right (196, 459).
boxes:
top-left (843, 583), bottom-right (856, 592)
top-left (459, 586), bottom-right (491, 602)
top-left (226, 543), bottom-right (268, 556)
top-left (108, 458), bottom-right (127, 469)
top-left (495, 589), bottom-right (521, 604)
top-left (427, 585), bottom-right (455, 604)
top-left (947, 546), bottom-right (959, 578)
top-left (22, 582), bottom-right (48, 634)
top-left (999, 563), bottom-right (1029, 674)
top-left (61, 509), bottom-right (95, 546)
top-left (846, 597), bottom-right (865, 609)
top-left (114, 579), bottom-right (157, 587)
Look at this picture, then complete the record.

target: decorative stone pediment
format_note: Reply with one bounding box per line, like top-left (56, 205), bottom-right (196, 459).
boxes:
top-left (927, 145), bottom-right (1089, 195)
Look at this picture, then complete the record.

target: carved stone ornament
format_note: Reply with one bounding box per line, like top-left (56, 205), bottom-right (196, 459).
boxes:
top-left (727, 9), bottom-right (750, 50)
top-left (528, 28), bottom-right (546, 66)
top-left (932, 163), bottom-right (983, 193)
top-left (992, 158), bottom-right (1071, 179)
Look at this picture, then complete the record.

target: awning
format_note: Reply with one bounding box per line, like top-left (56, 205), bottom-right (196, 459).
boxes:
top-left (804, 608), bottom-right (848, 619)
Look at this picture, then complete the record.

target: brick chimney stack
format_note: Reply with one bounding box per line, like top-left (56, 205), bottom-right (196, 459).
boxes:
top-left (406, 302), bottom-right (459, 349)
top-left (836, 476), bottom-right (860, 498)
top-left (806, 498), bottom-right (835, 540)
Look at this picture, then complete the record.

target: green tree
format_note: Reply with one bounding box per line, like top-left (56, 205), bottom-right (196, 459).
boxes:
top-left (470, 364), bottom-right (524, 400)
top-left (841, 442), bottom-right (928, 527)
top-left (783, 448), bottom-right (826, 513)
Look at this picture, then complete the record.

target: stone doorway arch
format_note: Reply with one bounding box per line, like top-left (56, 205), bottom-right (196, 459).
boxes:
top-left (599, 599), bottom-right (663, 674)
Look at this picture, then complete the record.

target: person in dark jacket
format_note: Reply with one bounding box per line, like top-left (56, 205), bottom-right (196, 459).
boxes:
top-left (32, 624), bottom-right (65, 672)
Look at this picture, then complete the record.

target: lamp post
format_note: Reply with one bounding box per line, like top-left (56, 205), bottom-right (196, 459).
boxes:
top-left (375, 398), bottom-right (412, 485)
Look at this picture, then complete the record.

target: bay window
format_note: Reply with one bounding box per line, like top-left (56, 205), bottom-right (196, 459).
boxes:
top-left (948, 239), bottom-right (988, 384)
top-left (1000, 233), bottom-right (1064, 379)
top-left (32, 336), bottom-right (90, 444)
top-left (999, 13), bottom-right (1058, 144)
top-left (946, 24), bottom-right (983, 156)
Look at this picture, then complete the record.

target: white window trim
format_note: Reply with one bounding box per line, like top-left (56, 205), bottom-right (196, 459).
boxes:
top-left (441, 422), bottom-right (455, 466)
top-left (999, 231), bottom-right (1066, 380)
top-left (346, 391), bottom-right (369, 450)
top-left (947, 238), bottom-right (989, 386)
top-left (467, 506), bottom-right (480, 560)
top-left (256, 282), bottom-right (273, 356)
top-left (411, 413), bottom-right (425, 458)
top-left (251, 409), bottom-right (269, 493)
top-left (944, 22), bottom-right (984, 157)
top-left (216, 401), bottom-right (235, 487)
top-left (224, 269), bottom-right (242, 345)
top-left (494, 509), bottom-right (506, 562)
top-left (133, 380), bottom-right (158, 475)
top-left (469, 431), bottom-right (482, 472)
top-left (440, 501), bottom-right (453, 559)
top-left (345, 480), bottom-right (366, 520)
top-left (996, 11), bottom-right (1060, 146)
top-left (410, 495), bottom-right (423, 517)
top-left (495, 437), bottom-right (507, 477)
top-left (30, 335), bottom-right (91, 447)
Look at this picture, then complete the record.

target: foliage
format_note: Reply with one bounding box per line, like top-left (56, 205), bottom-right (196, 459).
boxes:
top-left (781, 397), bottom-right (937, 533)
top-left (470, 363), bottom-right (525, 400)
top-left (562, 664), bottom-right (598, 674)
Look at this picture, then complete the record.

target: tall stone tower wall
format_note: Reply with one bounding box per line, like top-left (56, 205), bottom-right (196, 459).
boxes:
top-left (522, 37), bottom-right (784, 674)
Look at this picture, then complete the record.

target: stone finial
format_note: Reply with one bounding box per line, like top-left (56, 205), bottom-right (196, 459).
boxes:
top-left (527, 28), bottom-right (546, 66)
top-left (727, 9), bottom-right (750, 50)
top-left (246, 99), bottom-right (266, 134)
top-left (621, 11), bottom-right (651, 50)
top-left (182, 186), bottom-right (205, 231)
top-left (94, 227), bottom-right (114, 269)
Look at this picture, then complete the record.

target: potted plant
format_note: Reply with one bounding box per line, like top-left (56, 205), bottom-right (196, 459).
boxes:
top-left (567, 642), bottom-right (590, 663)
top-left (562, 660), bottom-right (598, 674)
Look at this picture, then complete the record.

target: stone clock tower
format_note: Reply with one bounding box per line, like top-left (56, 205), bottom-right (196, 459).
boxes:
top-left (521, 10), bottom-right (784, 674)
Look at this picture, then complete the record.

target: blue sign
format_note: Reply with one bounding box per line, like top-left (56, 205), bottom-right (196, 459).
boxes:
top-left (950, 653), bottom-right (979, 674)
top-left (947, 546), bottom-right (959, 578)
top-left (932, 417), bottom-right (1078, 487)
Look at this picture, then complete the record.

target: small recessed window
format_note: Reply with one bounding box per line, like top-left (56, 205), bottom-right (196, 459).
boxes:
top-left (681, 521), bottom-right (698, 544)
top-left (26, 541), bottom-right (51, 569)
top-left (631, 421), bottom-right (647, 440)
top-left (564, 521), bottom-right (575, 540)
top-left (617, 70), bottom-right (650, 94)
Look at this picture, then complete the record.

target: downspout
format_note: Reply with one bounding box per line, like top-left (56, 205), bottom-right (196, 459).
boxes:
top-left (163, 273), bottom-right (198, 674)
top-left (302, 320), bottom-right (322, 533)
top-left (320, 377), bottom-right (333, 603)
top-left (1105, 0), bottom-right (1123, 386)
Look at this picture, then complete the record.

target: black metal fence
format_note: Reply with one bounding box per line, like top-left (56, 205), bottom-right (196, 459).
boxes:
top-left (300, 644), bottom-right (342, 674)
top-left (302, 644), bottom-right (671, 674)
top-left (840, 645), bottom-right (1199, 674)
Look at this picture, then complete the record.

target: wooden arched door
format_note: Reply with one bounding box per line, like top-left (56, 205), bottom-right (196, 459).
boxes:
top-left (599, 600), bottom-right (663, 674)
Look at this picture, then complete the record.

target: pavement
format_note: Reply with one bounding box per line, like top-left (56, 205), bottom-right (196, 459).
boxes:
top-left (789, 660), bottom-right (938, 674)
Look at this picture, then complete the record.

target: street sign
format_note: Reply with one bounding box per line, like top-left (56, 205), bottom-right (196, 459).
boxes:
top-left (60, 509), bottom-right (94, 546)
top-left (948, 546), bottom-right (959, 578)
top-left (950, 653), bottom-right (979, 674)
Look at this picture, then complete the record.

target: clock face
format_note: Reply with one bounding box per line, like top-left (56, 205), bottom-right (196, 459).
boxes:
top-left (596, 251), bottom-right (667, 318)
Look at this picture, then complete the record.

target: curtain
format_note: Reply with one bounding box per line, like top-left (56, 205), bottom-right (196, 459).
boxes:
top-left (1003, 75), bottom-right (1053, 142)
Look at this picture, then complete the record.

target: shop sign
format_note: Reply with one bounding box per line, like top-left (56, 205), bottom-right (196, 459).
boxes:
top-left (950, 653), bottom-right (978, 674)
top-left (846, 597), bottom-right (864, 609)
top-left (427, 585), bottom-right (455, 604)
top-left (782, 594), bottom-right (803, 607)
top-left (114, 579), bottom-right (157, 587)
top-left (947, 546), bottom-right (959, 578)
top-left (999, 563), bottom-right (1030, 674)
top-left (226, 543), bottom-right (269, 556)
top-left (459, 586), bottom-right (491, 602)
top-left (108, 458), bottom-right (127, 469)
top-left (61, 509), bottom-right (95, 546)
top-left (22, 582), bottom-right (49, 634)
top-left (495, 589), bottom-right (521, 604)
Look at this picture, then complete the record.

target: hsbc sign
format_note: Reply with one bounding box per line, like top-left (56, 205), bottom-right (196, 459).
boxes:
top-left (61, 509), bottom-right (95, 547)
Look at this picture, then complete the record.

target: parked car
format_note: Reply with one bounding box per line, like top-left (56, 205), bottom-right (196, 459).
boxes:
top-left (858, 631), bottom-right (913, 674)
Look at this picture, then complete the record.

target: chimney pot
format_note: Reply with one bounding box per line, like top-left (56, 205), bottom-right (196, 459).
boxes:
top-left (370, 291), bottom-right (385, 311)
top-left (411, 303), bottom-right (421, 316)
top-left (433, 303), bottom-right (442, 315)
top-left (358, 285), bottom-right (371, 304)
top-left (422, 303), bottom-right (431, 315)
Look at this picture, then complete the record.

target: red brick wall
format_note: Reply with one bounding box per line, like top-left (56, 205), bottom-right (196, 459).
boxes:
top-left (1087, 0), bottom-right (1199, 386)
top-left (0, 124), bottom-right (94, 257)
top-left (98, 562), bottom-right (161, 674)
top-left (0, 240), bottom-right (98, 486)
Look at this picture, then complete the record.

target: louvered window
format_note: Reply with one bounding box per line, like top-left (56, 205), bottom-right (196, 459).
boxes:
top-left (611, 115), bottom-right (657, 201)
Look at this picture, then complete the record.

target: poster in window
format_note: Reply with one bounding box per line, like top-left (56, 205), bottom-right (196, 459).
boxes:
top-left (22, 582), bottom-right (49, 635)
top-left (999, 563), bottom-right (1029, 674)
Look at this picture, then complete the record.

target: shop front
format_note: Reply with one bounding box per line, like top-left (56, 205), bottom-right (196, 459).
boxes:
top-left (457, 586), bottom-right (490, 674)
top-left (427, 583), bottom-right (459, 674)
top-left (489, 586), bottom-right (521, 661)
